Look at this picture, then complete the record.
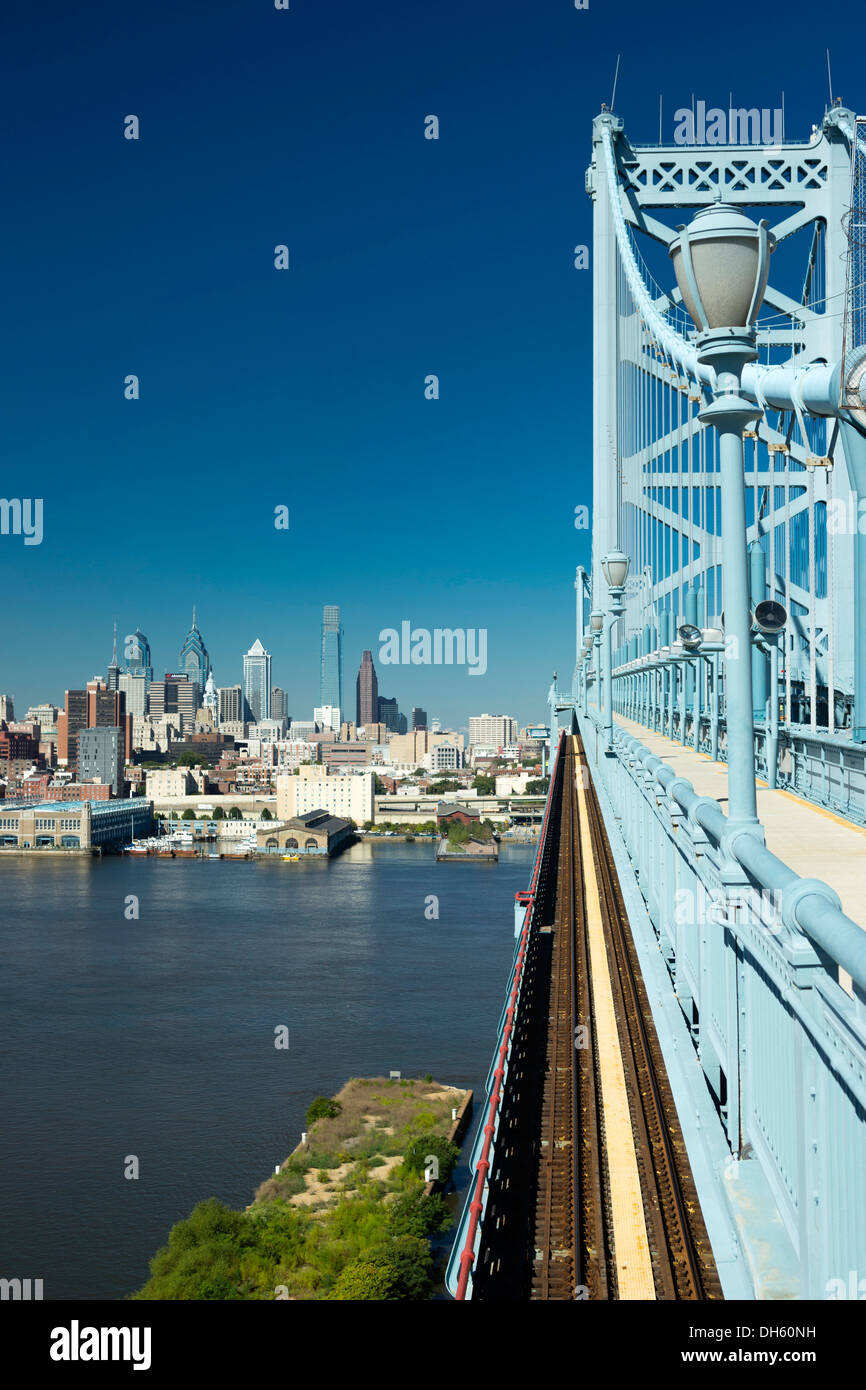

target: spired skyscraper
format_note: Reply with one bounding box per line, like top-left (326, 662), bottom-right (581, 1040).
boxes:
top-left (320, 605), bottom-right (343, 716)
top-left (356, 649), bottom-right (378, 726)
top-left (243, 639), bottom-right (272, 724)
top-left (180, 606), bottom-right (211, 694)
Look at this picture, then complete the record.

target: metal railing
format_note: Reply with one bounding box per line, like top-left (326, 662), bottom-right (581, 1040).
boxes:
top-left (445, 733), bottom-right (564, 1299)
top-left (585, 710), bottom-right (866, 1296)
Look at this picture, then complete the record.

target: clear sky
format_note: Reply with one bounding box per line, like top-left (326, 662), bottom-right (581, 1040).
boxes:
top-left (1, 0), bottom-right (860, 727)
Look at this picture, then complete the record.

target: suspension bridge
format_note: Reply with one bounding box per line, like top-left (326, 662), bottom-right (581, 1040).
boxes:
top-left (447, 101), bottom-right (866, 1301)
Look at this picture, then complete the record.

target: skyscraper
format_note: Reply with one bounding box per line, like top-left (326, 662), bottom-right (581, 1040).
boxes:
top-left (412, 706), bottom-right (428, 730)
top-left (180, 606), bottom-right (211, 690)
top-left (122, 627), bottom-right (153, 691)
top-left (321, 605), bottom-right (343, 712)
top-left (271, 687), bottom-right (289, 723)
top-left (356, 650), bottom-right (378, 726)
top-left (217, 685), bottom-right (243, 724)
top-left (377, 695), bottom-right (402, 733)
top-left (243, 639), bottom-right (272, 724)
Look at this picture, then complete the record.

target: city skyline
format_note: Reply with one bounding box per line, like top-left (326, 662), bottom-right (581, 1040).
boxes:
top-left (4, 604), bottom-right (543, 733)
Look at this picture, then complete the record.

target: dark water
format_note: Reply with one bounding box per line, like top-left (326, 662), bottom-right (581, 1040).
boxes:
top-left (0, 841), bottom-right (530, 1300)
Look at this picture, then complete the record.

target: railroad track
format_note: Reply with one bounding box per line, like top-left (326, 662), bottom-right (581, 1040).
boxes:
top-left (531, 734), bottom-right (721, 1300)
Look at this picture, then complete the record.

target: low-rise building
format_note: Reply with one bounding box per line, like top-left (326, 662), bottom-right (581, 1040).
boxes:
top-left (145, 768), bottom-right (198, 799)
top-left (276, 770), bottom-right (373, 825)
top-left (0, 798), bottom-right (152, 850)
top-left (257, 809), bottom-right (353, 856)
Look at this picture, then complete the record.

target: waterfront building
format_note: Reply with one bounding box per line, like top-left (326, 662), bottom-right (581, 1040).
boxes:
top-left (276, 768), bottom-right (374, 824)
top-left (180, 607), bottom-right (211, 691)
top-left (356, 650), bottom-right (378, 726)
top-left (320, 605), bottom-right (343, 712)
top-left (0, 798), bottom-right (152, 850)
top-left (243, 639), bottom-right (271, 724)
top-left (469, 713), bottom-right (518, 749)
top-left (77, 727), bottom-right (124, 796)
top-left (258, 809), bottom-right (352, 857)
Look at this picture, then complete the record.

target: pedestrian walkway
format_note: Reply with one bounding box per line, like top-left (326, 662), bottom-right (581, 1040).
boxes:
top-left (615, 716), bottom-right (866, 932)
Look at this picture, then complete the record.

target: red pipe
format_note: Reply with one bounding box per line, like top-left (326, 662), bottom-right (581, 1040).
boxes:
top-left (454, 734), bottom-right (563, 1299)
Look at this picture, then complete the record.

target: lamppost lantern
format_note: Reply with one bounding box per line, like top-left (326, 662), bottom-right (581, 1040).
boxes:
top-left (602, 548), bottom-right (630, 590)
top-left (669, 201), bottom-right (775, 334)
top-left (679, 622), bottom-right (703, 652)
top-left (583, 633), bottom-right (594, 650)
top-left (752, 600), bottom-right (787, 635)
top-left (590, 610), bottom-right (604, 633)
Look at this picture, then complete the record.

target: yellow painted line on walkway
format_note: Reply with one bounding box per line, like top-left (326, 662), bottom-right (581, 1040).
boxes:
top-left (574, 738), bottom-right (656, 1300)
top-left (774, 788), bottom-right (866, 835)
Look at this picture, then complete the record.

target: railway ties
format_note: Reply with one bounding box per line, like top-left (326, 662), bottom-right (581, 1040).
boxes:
top-left (530, 734), bottom-right (722, 1301)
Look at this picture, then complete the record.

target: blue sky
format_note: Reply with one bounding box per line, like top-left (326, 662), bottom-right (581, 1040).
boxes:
top-left (1, 0), bottom-right (860, 727)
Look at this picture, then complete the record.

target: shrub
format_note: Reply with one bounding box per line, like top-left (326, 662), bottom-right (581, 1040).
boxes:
top-left (388, 1190), bottom-right (452, 1239)
top-left (363, 1235), bottom-right (433, 1299)
top-left (404, 1135), bottom-right (460, 1183)
top-left (306, 1096), bottom-right (342, 1126)
top-left (328, 1259), bottom-right (395, 1300)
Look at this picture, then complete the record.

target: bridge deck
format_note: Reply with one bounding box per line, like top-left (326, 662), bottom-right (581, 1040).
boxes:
top-left (611, 716), bottom-right (866, 934)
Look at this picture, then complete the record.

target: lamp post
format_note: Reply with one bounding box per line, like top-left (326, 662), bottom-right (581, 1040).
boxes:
top-left (602, 549), bottom-right (630, 752)
top-left (590, 610), bottom-right (604, 717)
top-left (582, 633), bottom-right (594, 717)
top-left (670, 200), bottom-right (775, 843)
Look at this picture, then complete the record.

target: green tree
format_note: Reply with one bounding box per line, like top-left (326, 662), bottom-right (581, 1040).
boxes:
top-left (228, 806), bottom-right (242, 820)
top-left (388, 1190), bottom-right (452, 1239)
top-left (328, 1259), bottom-right (395, 1300)
top-left (373, 775), bottom-right (387, 795)
top-left (182, 808), bottom-right (196, 821)
top-left (404, 1136), bottom-right (460, 1184)
top-left (260, 807), bottom-right (272, 821)
top-left (472, 774), bottom-right (496, 795)
top-left (526, 778), bottom-right (550, 795)
top-left (213, 806), bottom-right (225, 820)
top-left (306, 1096), bottom-right (342, 1126)
top-left (362, 1236), bottom-right (433, 1299)
top-left (176, 750), bottom-right (201, 768)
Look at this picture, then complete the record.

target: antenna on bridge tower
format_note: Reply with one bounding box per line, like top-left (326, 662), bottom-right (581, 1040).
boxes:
top-left (826, 49), bottom-right (834, 107)
top-left (610, 54), bottom-right (621, 113)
